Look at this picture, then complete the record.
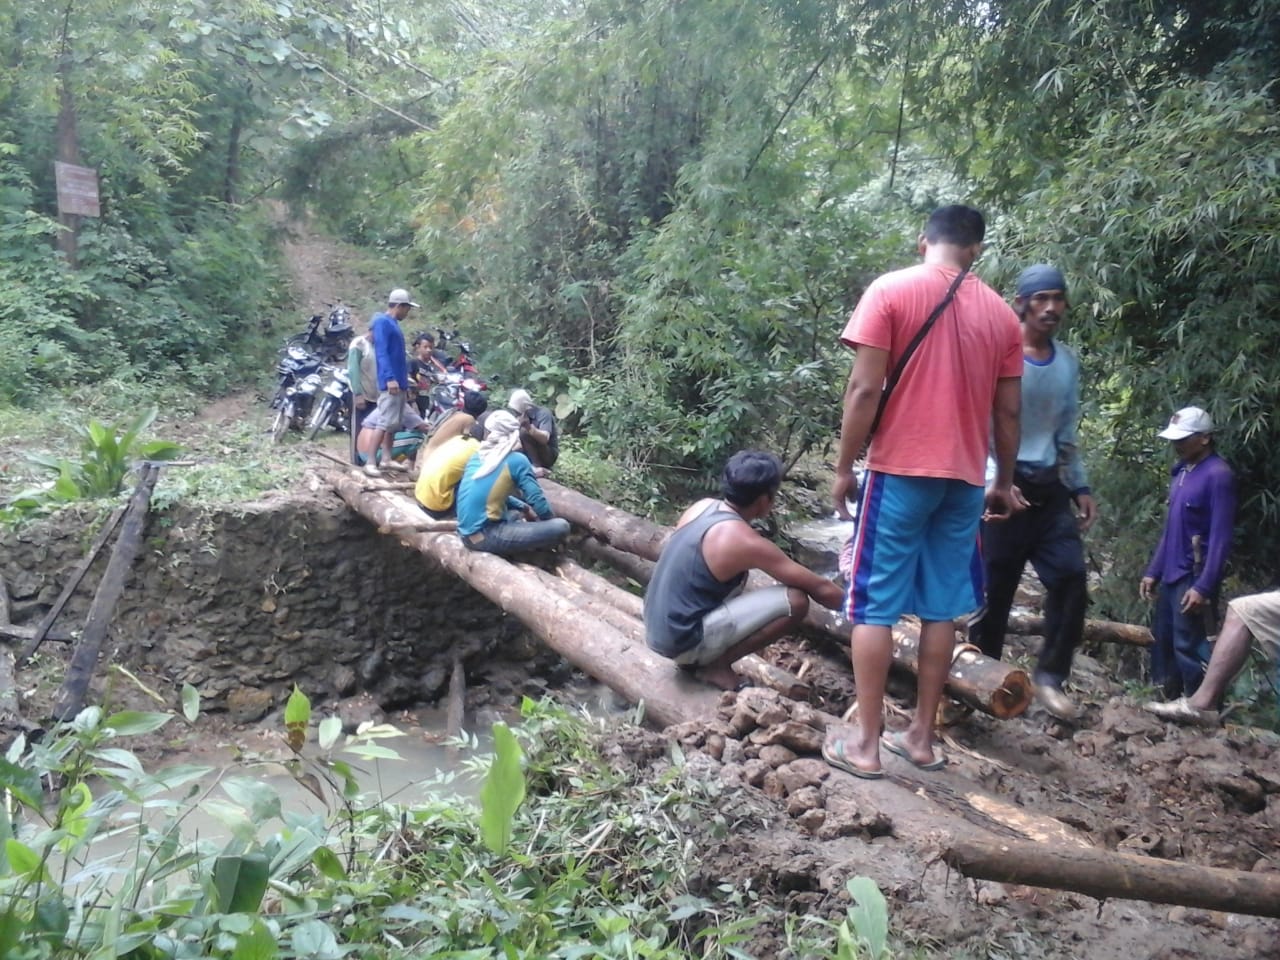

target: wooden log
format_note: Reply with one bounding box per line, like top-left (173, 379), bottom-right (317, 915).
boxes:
top-left (328, 472), bottom-right (720, 728)
top-left (944, 835), bottom-right (1280, 919)
top-left (445, 656), bottom-right (465, 760)
top-left (2, 624), bottom-right (74, 644)
top-left (556, 559), bottom-right (644, 619)
top-left (1004, 610), bottom-right (1153, 647)
top-left (542, 480), bottom-right (669, 561)
top-left (18, 504), bottom-right (127, 664)
top-left (51, 465), bottom-right (161, 722)
top-left (734, 655), bottom-right (810, 700)
top-left (378, 520), bottom-right (458, 536)
top-left (891, 631), bottom-right (1032, 720)
top-left (577, 536), bottom-right (655, 585)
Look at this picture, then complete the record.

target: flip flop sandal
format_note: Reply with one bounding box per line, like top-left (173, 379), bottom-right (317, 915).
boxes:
top-left (880, 731), bottom-right (946, 771)
top-left (821, 737), bottom-right (884, 780)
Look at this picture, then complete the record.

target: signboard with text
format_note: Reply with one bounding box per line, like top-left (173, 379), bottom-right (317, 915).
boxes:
top-left (55, 161), bottom-right (101, 217)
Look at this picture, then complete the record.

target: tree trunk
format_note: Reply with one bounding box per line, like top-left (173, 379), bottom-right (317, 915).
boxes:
top-left (542, 480), bottom-right (668, 560)
top-left (328, 472), bottom-right (720, 728)
top-left (944, 836), bottom-right (1280, 919)
top-left (55, 1), bottom-right (81, 268)
top-left (52, 465), bottom-right (160, 721)
top-left (224, 97), bottom-right (244, 204)
top-left (1004, 610), bottom-right (1153, 647)
top-left (576, 535), bottom-right (655, 585)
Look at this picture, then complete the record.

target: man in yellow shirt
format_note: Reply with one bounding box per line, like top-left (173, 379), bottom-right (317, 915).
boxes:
top-left (415, 434), bottom-right (480, 519)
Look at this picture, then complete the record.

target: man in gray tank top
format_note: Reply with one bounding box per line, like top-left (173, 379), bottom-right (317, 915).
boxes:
top-left (644, 451), bottom-right (845, 690)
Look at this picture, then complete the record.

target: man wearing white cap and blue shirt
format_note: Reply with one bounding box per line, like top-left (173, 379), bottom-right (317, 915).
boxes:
top-left (1139, 406), bottom-right (1236, 700)
top-left (364, 287), bottom-right (418, 477)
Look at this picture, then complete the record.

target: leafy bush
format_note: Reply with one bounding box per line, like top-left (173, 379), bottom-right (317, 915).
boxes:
top-left (3, 407), bottom-right (180, 520)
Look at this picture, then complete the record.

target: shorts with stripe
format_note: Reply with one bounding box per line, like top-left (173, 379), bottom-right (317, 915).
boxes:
top-left (845, 471), bottom-right (984, 625)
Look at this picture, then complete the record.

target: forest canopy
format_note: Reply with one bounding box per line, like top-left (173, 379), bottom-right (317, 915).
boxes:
top-left (3, 0), bottom-right (1279, 614)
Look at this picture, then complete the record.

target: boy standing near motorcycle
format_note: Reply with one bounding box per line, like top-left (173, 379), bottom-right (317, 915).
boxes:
top-left (364, 288), bottom-right (417, 478)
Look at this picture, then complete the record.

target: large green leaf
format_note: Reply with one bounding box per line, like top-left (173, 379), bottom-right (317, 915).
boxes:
top-left (478, 722), bottom-right (526, 855)
top-left (213, 853), bottom-right (271, 914)
top-left (104, 711), bottom-right (173, 736)
top-left (0, 757), bottom-right (43, 811)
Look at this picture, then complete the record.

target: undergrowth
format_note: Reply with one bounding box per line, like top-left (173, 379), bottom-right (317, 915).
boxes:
top-left (0, 690), bottom-right (901, 959)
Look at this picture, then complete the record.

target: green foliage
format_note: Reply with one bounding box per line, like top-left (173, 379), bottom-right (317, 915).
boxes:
top-left (3, 406), bottom-right (181, 520)
top-left (0, 689), bottom-right (824, 960)
top-left (478, 723), bottom-right (526, 854)
top-left (1000, 75), bottom-right (1280, 613)
top-left (838, 877), bottom-right (890, 960)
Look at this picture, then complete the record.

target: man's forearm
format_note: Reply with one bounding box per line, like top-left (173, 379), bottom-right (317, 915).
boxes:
top-left (836, 378), bottom-right (880, 474)
top-left (991, 379), bottom-right (1021, 487)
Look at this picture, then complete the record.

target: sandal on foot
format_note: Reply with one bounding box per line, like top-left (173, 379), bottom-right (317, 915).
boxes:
top-left (821, 737), bottom-right (884, 780)
top-left (880, 731), bottom-right (946, 771)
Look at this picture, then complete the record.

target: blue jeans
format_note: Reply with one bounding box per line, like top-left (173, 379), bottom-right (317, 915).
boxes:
top-left (462, 514), bottom-right (570, 557)
top-left (1151, 575), bottom-right (1210, 697)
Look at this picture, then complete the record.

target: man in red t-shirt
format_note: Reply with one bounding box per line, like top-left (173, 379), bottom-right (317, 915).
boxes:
top-left (824, 205), bottom-right (1023, 779)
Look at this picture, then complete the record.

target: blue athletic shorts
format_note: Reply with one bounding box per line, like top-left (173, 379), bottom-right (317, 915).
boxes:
top-left (845, 471), bottom-right (985, 625)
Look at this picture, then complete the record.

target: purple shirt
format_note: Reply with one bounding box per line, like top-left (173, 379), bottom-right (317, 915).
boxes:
top-left (1144, 452), bottom-right (1236, 595)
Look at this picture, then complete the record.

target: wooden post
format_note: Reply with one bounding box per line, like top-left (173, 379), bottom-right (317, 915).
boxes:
top-left (445, 656), bottom-right (465, 760)
top-left (19, 504), bottom-right (127, 664)
top-left (51, 464), bottom-right (161, 721)
top-left (944, 835), bottom-right (1280, 919)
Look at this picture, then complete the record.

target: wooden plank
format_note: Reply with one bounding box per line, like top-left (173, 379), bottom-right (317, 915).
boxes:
top-left (19, 504), bottom-right (127, 664)
top-left (51, 465), bottom-right (161, 721)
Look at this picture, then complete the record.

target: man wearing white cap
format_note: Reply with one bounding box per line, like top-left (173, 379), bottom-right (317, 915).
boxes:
top-left (364, 288), bottom-right (418, 477)
top-left (1139, 406), bottom-right (1236, 699)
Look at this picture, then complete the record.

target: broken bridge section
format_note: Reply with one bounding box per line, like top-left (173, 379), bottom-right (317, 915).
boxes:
top-left (324, 462), bottom-right (1280, 922)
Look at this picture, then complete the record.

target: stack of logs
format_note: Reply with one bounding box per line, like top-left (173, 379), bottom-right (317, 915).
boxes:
top-left (327, 467), bottom-right (1280, 921)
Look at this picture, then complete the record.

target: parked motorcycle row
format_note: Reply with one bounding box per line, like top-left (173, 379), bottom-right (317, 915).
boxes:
top-left (268, 304), bottom-right (490, 445)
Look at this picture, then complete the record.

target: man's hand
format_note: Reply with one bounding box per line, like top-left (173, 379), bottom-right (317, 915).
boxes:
top-left (522, 505), bottom-right (539, 522)
top-left (832, 472), bottom-right (858, 521)
top-left (982, 484), bottom-right (1021, 522)
top-left (1180, 586), bottom-right (1207, 614)
top-left (386, 379), bottom-right (401, 395)
top-left (1139, 576), bottom-right (1156, 602)
top-left (1075, 493), bottom-right (1098, 532)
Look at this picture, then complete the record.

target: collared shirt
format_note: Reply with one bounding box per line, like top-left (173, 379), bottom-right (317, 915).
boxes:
top-left (1143, 452), bottom-right (1236, 594)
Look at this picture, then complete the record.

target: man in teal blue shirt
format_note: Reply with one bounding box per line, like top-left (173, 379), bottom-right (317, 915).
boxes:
top-left (455, 411), bottom-right (570, 556)
top-left (969, 265), bottom-right (1097, 721)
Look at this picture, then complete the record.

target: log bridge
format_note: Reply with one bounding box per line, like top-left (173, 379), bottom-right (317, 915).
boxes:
top-left (323, 462), bottom-right (1280, 921)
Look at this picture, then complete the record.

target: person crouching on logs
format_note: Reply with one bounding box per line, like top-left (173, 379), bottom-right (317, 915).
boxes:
top-left (643, 450), bottom-right (844, 690)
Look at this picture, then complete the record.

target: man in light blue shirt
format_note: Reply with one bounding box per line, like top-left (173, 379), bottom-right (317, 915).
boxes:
top-left (969, 264), bottom-right (1098, 721)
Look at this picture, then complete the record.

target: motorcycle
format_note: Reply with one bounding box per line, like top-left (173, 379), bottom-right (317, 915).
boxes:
top-left (287, 302), bottom-right (354, 363)
top-left (272, 365), bottom-right (330, 443)
top-left (306, 367), bottom-right (353, 440)
top-left (422, 368), bottom-right (489, 429)
top-left (270, 344), bottom-right (324, 411)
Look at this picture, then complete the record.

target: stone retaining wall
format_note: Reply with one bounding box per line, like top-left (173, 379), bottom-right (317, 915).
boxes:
top-left (0, 488), bottom-right (532, 722)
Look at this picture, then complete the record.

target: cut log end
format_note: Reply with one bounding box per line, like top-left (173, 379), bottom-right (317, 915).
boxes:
top-left (989, 671), bottom-right (1033, 719)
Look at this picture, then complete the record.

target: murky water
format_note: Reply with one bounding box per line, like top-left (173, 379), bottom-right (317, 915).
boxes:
top-left (59, 705), bottom-right (501, 892)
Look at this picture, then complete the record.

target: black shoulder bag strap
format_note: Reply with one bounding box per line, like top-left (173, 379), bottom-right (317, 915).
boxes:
top-left (866, 266), bottom-right (970, 441)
